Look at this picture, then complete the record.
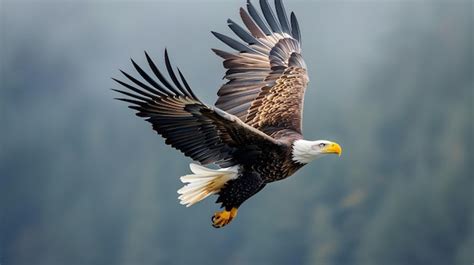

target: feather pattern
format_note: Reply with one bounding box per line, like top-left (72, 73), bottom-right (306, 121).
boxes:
top-left (113, 50), bottom-right (278, 166)
top-left (259, 0), bottom-right (282, 33)
top-left (275, 0), bottom-right (290, 34)
top-left (213, 0), bottom-right (308, 134)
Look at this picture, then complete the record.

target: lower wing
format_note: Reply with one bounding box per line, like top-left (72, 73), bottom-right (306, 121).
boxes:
top-left (112, 50), bottom-right (279, 167)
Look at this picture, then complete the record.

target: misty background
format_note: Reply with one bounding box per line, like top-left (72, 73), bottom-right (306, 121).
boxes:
top-left (1, 0), bottom-right (472, 264)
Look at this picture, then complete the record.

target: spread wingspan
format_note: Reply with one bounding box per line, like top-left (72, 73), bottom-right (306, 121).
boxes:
top-left (213, 0), bottom-right (308, 134)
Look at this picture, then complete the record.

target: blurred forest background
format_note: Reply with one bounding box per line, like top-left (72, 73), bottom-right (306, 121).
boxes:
top-left (1, 0), bottom-right (472, 264)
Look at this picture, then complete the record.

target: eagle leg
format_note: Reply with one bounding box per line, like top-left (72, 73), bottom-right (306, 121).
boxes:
top-left (212, 171), bottom-right (265, 228)
top-left (212, 207), bottom-right (238, 228)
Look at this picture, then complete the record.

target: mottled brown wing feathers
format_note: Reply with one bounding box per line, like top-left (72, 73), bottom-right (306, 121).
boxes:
top-left (113, 50), bottom-right (277, 167)
top-left (246, 67), bottom-right (308, 133)
top-left (213, 0), bottom-right (308, 134)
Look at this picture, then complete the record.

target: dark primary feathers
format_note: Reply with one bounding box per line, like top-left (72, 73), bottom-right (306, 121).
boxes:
top-left (213, 0), bottom-right (308, 135)
top-left (113, 50), bottom-right (278, 167)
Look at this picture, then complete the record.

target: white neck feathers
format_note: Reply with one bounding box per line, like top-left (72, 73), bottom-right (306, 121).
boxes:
top-left (292, 139), bottom-right (317, 164)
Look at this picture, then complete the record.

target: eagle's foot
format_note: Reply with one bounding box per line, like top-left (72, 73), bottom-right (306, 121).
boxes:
top-left (211, 207), bottom-right (238, 228)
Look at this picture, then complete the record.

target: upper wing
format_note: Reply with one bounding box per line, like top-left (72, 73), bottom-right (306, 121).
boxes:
top-left (113, 50), bottom-right (278, 167)
top-left (213, 0), bottom-right (309, 135)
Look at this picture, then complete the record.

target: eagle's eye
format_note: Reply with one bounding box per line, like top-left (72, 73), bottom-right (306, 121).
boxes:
top-left (318, 143), bottom-right (326, 148)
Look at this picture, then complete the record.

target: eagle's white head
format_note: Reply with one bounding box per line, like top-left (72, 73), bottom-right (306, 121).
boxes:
top-left (292, 139), bottom-right (342, 164)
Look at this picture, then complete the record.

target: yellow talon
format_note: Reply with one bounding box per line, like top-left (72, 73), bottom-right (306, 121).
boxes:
top-left (211, 207), bottom-right (238, 228)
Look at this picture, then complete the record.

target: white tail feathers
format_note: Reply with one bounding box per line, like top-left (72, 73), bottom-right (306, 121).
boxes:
top-left (177, 163), bottom-right (239, 207)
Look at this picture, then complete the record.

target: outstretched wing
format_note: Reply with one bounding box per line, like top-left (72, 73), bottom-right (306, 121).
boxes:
top-left (213, 0), bottom-right (309, 135)
top-left (113, 50), bottom-right (278, 167)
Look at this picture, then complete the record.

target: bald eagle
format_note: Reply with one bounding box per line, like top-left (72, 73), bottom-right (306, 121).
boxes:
top-left (113, 0), bottom-right (342, 228)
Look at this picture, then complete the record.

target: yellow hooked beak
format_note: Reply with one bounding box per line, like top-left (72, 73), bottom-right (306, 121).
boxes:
top-left (323, 142), bottom-right (342, 156)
